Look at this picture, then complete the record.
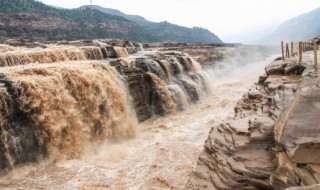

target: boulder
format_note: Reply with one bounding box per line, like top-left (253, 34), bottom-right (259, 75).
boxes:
top-left (265, 60), bottom-right (287, 75)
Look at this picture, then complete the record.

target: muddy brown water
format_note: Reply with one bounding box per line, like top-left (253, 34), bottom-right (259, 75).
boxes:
top-left (0, 55), bottom-right (276, 190)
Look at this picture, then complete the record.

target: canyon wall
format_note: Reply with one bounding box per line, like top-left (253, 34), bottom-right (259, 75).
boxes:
top-left (186, 56), bottom-right (320, 189)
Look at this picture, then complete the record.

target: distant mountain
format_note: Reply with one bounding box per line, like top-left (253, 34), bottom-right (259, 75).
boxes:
top-left (263, 7), bottom-right (320, 44)
top-left (84, 5), bottom-right (223, 43)
top-left (0, 0), bottom-right (156, 42)
top-left (85, 6), bottom-right (151, 26)
top-left (0, 1), bottom-right (223, 43)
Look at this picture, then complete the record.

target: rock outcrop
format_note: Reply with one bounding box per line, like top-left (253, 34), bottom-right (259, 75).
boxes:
top-left (271, 68), bottom-right (320, 189)
top-left (186, 57), bottom-right (320, 189)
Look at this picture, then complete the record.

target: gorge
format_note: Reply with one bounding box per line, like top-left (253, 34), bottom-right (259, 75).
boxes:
top-left (0, 39), bottom-right (271, 189)
top-left (1, 0), bottom-right (320, 189)
top-left (0, 38), bottom-right (319, 190)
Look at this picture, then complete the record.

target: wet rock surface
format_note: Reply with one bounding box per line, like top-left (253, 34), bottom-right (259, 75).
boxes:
top-left (186, 55), bottom-right (320, 189)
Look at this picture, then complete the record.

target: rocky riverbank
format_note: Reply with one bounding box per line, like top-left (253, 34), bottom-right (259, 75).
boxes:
top-left (186, 50), bottom-right (320, 189)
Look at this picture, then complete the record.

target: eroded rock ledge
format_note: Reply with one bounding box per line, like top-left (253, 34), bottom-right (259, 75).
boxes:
top-left (186, 58), bottom-right (320, 190)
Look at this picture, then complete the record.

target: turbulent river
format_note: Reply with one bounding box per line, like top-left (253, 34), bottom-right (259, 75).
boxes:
top-left (0, 54), bottom-right (277, 190)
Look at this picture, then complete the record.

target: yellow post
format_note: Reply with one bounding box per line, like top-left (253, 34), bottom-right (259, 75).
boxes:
top-left (299, 42), bottom-right (302, 63)
top-left (281, 41), bottom-right (284, 61)
top-left (291, 42), bottom-right (294, 56)
top-left (315, 42), bottom-right (318, 72)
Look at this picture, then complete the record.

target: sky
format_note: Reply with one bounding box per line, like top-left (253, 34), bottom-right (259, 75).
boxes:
top-left (38, 0), bottom-right (320, 43)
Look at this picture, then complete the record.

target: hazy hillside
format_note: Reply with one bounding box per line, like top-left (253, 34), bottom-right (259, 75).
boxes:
top-left (263, 7), bottom-right (320, 44)
top-left (86, 5), bottom-right (151, 26)
top-left (0, 0), bottom-right (156, 42)
top-left (85, 5), bottom-right (223, 43)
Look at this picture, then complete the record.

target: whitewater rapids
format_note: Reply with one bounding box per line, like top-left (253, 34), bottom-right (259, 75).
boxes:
top-left (0, 55), bottom-right (277, 190)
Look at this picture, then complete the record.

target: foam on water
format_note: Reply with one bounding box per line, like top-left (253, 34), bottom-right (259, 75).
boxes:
top-left (0, 51), bottom-right (277, 189)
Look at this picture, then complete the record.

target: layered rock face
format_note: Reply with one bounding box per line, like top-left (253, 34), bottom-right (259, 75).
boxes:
top-left (0, 39), bottom-right (212, 174)
top-left (186, 57), bottom-right (320, 189)
top-left (272, 67), bottom-right (320, 189)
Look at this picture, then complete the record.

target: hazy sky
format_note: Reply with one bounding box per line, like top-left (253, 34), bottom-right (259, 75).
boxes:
top-left (39, 0), bottom-right (320, 43)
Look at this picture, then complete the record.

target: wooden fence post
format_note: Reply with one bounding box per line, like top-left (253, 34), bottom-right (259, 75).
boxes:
top-left (315, 42), bottom-right (318, 72)
top-left (286, 43), bottom-right (290, 58)
top-left (299, 42), bottom-right (302, 63)
top-left (281, 41), bottom-right (284, 61)
top-left (285, 43), bottom-right (288, 57)
top-left (291, 42), bottom-right (294, 56)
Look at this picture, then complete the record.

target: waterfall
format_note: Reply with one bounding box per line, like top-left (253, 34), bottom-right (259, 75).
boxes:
top-left (0, 41), bottom-right (214, 174)
top-left (147, 72), bottom-right (176, 115)
top-left (167, 84), bottom-right (190, 110)
top-left (114, 47), bottom-right (129, 58)
top-left (0, 47), bottom-right (86, 67)
top-left (189, 57), bottom-right (203, 72)
top-left (0, 61), bottom-right (137, 171)
top-left (0, 45), bottom-right (16, 52)
top-left (0, 46), bottom-right (134, 67)
top-left (81, 46), bottom-right (104, 60)
top-left (169, 57), bottom-right (184, 74)
top-left (157, 60), bottom-right (173, 83)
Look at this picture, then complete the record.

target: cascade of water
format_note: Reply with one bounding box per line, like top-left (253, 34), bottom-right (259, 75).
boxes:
top-left (189, 58), bottom-right (213, 94)
top-left (195, 71), bottom-right (213, 94)
top-left (147, 72), bottom-right (176, 115)
top-left (176, 74), bottom-right (203, 102)
top-left (177, 56), bottom-right (193, 72)
top-left (147, 60), bottom-right (166, 80)
top-left (169, 57), bottom-right (184, 75)
top-left (81, 46), bottom-right (104, 60)
top-left (0, 61), bottom-right (138, 171)
top-left (0, 44), bottom-right (215, 174)
top-left (0, 45), bottom-right (16, 52)
top-left (167, 84), bottom-right (190, 110)
top-left (133, 43), bottom-right (144, 52)
top-left (0, 48), bottom-right (86, 67)
top-left (156, 60), bottom-right (173, 83)
top-left (114, 47), bottom-right (129, 58)
top-left (189, 57), bottom-right (203, 72)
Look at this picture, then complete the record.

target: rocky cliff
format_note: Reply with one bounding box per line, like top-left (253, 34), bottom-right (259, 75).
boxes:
top-left (186, 51), bottom-right (320, 189)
